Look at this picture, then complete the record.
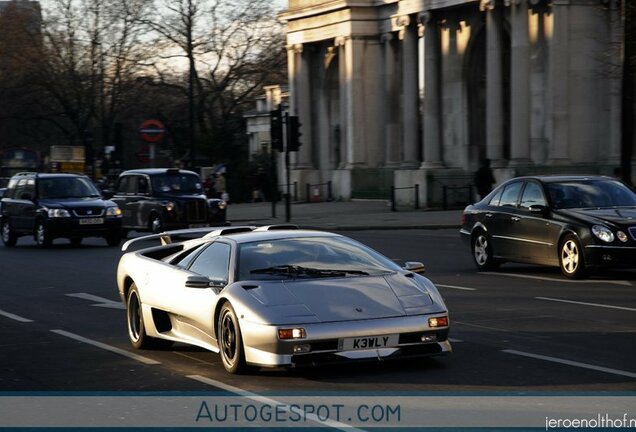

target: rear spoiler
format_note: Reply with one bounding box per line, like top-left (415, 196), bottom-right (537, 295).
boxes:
top-left (120, 224), bottom-right (302, 252)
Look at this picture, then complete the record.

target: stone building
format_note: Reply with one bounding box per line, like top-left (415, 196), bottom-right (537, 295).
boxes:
top-left (276, 0), bottom-right (629, 206)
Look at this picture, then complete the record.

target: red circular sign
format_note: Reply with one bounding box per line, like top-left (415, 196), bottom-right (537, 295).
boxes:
top-left (138, 119), bottom-right (166, 143)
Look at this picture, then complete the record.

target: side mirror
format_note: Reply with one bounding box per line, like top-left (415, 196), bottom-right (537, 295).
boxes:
top-left (529, 204), bottom-right (548, 216)
top-left (404, 261), bottom-right (426, 274)
top-left (185, 275), bottom-right (227, 289)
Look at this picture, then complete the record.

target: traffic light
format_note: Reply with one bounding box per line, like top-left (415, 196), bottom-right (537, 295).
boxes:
top-left (270, 109), bottom-right (283, 152)
top-left (287, 116), bottom-right (302, 152)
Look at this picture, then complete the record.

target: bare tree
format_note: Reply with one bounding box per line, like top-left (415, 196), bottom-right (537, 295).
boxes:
top-left (141, 0), bottom-right (287, 166)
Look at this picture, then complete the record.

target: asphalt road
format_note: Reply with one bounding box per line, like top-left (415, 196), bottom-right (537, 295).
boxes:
top-left (1, 229), bottom-right (635, 393)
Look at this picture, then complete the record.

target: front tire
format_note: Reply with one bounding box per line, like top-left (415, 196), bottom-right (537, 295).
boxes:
top-left (149, 214), bottom-right (163, 234)
top-left (471, 231), bottom-right (499, 271)
top-left (559, 234), bottom-right (586, 279)
top-left (218, 303), bottom-right (247, 374)
top-left (35, 220), bottom-right (52, 247)
top-left (1, 220), bottom-right (17, 247)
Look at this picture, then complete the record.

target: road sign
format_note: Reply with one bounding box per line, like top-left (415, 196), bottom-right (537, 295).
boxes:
top-left (138, 119), bottom-right (166, 143)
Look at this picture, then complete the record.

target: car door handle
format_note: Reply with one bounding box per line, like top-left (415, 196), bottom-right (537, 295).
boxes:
top-left (485, 213), bottom-right (493, 218)
top-left (511, 216), bottom-right (520, 222)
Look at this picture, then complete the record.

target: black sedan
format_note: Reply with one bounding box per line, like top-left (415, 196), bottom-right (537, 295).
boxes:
top-left (460, 175), bottom-right (636, 278)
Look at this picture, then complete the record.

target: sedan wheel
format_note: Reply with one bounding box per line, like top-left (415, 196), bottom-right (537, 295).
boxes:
top-left (35, 221), bottom-right (52, 247)
top-left (218, 303), bottom-right (247, 374)
top-left (471, 231), bottom-right (498, 271)
top-left (559, 234), bottom-right (586, 279)
top-left (1, 221), bottom-right (17, 247)
top-left (150, 215), bottom-right (163, 234)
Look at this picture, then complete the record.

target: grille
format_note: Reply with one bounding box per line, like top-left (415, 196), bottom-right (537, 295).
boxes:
top-left (72, 208), bottom-right (104, 217)
top-left (185, 200), bottom-right (207, 222)
top-left (629, 226), bottom-right (636, 241)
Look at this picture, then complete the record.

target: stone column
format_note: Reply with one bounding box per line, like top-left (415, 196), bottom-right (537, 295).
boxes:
top-left (399, 15), bottom-right (420, 169)
top-left (482, 0), bottom-right (506, 167)
top-left (548, 0), bottom-right (569, 164)
top-left (336, 37), bottom-right (348, 168)
top-left (383, 32), bottom-right (401, 167)
top-left (294, 45), bottom-right (314, 169)
top-left (509, 0), bottom-right (531, 166)
top-left (607, 0), bottom-right (622, 165)
top-left (420, 12), bottom-right (443, 168)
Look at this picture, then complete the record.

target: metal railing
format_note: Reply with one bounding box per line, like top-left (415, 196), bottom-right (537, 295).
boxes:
top-left (390, 184), bottom-right (419, 211)
top-left (442, 185), bottom-right (473, 210)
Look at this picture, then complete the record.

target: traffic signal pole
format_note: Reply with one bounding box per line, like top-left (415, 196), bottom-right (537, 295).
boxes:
top-left (285, 112), bottom-right (291, 222)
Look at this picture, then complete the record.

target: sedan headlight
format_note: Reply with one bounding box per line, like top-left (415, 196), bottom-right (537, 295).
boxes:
top-left (48, 209), bottom-right (70, 218)
top-left (164, 201), bottom-right (175, 212)
top-left (105, 206), bottom-right (122, 217)
top-left (592, 225), bottom-right (615, 243)
top-left (216, 200), bottom-right (227, 210)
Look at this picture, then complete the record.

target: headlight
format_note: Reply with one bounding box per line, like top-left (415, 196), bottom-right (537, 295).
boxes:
top-left (48, 209), bottom-right (70, 218)
top-left (617, 231), bottom-right (628, 243)
top-left (592, 225), bottom-right (614, 243)
top-left (216, 200), bottom-right (227, 210)
top-left (105, 206), bottom-right (122, 217)
top-left (164, 201), bottom-right (175, 212)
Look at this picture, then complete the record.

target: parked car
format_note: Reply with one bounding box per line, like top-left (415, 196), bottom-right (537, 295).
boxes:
top-left (117, 226), bottom-right (451, 373)
top-left (460, 175), bottom-right (636, 278)
top-left (0, 172), bottom-right (123, 247)
top-left (108, 168), bottom-right (226, 236)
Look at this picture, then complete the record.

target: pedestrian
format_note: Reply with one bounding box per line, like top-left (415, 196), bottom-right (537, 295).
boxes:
top-left (474, 158), bottom-right (496, 201)
top-left (214, 173), bottom-right (226, 199)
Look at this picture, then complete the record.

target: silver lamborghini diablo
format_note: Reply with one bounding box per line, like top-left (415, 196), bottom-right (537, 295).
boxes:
top-left (116, 225), bottom-right (452, 374)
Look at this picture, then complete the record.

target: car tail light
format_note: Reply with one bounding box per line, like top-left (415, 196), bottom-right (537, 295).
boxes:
top-left (428, 316), bottom-right (449, 328)
top-left (460, 213), bottom-right (467, 226)
top-left (278, 328), bottom-right (306, 340)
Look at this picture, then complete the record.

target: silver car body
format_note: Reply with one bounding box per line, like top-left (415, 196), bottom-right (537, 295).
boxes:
top-left (116, 227), bottom-right (451, 369)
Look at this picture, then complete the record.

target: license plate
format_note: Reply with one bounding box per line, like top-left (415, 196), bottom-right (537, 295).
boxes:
top-left (79, 218), bottom-right (103, 225)
top-left (338, 334), bottom-right (399, 351)
top-left (189, 223), bottom-right (209, 228)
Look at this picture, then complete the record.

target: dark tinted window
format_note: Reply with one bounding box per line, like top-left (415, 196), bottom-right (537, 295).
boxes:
top-left (137, 176), bottom-right (149, 195)
top-left (519, 182), bottom-right (546, 210)
top-left (498, 182), bottom-right (523, 207)
top-left (546, 180), bottom-right (636, 209)
top-left (37, 177), bottom-right (99, 199)
top-left (152, 173), bottom-right (202, 195)
top-left (117, 176), bottom-right (133, 194)
top-left (173, 244), bottom-right (205, 268)
top-left (189, 242), bottom-right (231, 281)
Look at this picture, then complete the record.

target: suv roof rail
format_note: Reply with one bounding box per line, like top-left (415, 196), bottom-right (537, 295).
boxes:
top-left (253, 224), bottom-right (300, 232)
top-left (14, 172), bottom-right (37, 177)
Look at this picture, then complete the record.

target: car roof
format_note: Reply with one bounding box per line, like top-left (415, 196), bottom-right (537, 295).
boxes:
top-left (506, 175), bottom-right (615, 184)
top-left (218, 229), bottom-right (341, 245)
top-left (120, 168), bottom-right (198, 176)
top-left (12, 172), bottom-right (87, 179)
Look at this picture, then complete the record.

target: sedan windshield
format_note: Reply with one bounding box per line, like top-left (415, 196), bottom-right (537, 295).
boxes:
top-left (38, 177), bottom-right (100, 199)
top-left (546, 180), bottom-right (636, 209)
top-left (152, 173), bottom-right (202, 194)
top-left (238, 236), bottom-right (402, 281)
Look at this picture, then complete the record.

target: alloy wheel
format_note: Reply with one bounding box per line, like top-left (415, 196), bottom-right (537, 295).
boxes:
top-left (561, 239), bottom-right (579, 275)
top-left (474, 234), bottom-right (489, 266)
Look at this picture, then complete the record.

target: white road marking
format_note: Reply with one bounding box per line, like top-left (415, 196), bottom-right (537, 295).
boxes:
top-left (535, 296), bottom-right (636, 312)
top-left (66, 293), bottom-right (125, 310)
top-left (502, 349), bottom-right (636, 379)
top-left (448, 338), bottom-right (463, 343)
top-left (436, 284), bottom-right (477, 291)
top-left (50, 329), bottom-right (160, 365)
top-left (482, 272), bottom-right (632, 286)
top-left (187, 374), bottom-right (363, 431)
top-left (0, 309), bottom-right (33, 323)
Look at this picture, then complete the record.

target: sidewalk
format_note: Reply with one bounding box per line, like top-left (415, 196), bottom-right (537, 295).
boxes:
top-left (226, 200), bottom-right (463, 231)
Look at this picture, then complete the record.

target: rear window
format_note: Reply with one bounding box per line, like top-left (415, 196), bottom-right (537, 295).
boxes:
top-left (152, 173), bottom-right (202, 194)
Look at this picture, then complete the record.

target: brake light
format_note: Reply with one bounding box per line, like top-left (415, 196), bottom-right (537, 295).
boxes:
top-left (428, 316), bottom-right (449, 328)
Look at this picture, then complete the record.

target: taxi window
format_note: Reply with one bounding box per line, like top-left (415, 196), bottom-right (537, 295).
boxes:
top-left (498, 182), bottom-right (523, 208)
top-left (520, 182), bottom-right (546, 210)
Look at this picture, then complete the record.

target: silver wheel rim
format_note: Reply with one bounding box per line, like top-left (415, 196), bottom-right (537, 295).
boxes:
top-left (220, 311), bottom-right (237, 367)
top-left (127, 292), bottom-right (141, 342)
top-left (561, 239), bottom-right (579, 274)
top-left (36, 223), bottom-right (46, 245)
top-left (2, 223), bottom-right (10, 242)
top-left (474, 235), bottom-right (488, 266)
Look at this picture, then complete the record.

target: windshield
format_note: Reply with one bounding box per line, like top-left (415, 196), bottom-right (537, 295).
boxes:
top-left (237, 236), bottom-right (402, 281)
top-left (37, 177), bottom-right (100, 199)
top-left (152, 173), bottom-right (202, 194)
top-left (546, 180), bottom-right (636, 209)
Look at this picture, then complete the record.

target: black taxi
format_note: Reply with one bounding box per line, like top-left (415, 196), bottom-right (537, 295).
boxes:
top-left (109, 168), bottom-right (227, 234)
